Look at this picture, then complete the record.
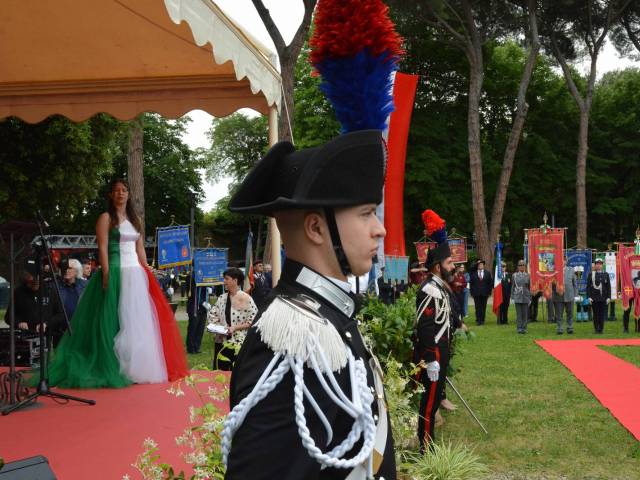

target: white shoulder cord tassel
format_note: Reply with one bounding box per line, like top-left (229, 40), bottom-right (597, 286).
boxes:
top-left (221, 334), bottom-right (377, 479)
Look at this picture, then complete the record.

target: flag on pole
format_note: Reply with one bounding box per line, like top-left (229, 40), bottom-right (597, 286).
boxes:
top-left (492, 242), bottom-right (504, 316)
top-left (243, 231), bottom-right (254, 292)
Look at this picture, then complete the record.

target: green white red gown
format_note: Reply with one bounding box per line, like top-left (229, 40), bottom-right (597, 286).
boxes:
top-left (48, 220), bottom-right (188, 388)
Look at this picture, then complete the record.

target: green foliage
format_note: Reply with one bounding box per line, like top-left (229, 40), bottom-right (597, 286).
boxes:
top-left (400, 442), bottom-right (488, 480)
top-left (0, 114), bottom-right (205, 239)
top-left (382, 357), bottom-right (422, 454)
top-left (359, 286), bottom-right (418, 367)
top-left (201, 113), bottom-right (268, 185)
top-left (0, 114), bottom-right (121, 228)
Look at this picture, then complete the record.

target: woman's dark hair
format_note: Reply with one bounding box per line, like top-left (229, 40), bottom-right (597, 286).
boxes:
top-left (107, 178), bottom-right (143, 233)
top-left (223, 267), bottom-right (244, 287)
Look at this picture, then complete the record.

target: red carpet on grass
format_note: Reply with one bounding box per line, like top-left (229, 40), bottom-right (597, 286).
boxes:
top-left (537, 339), bottom-right (640, 440)
top-left (0, 370), bottom-right (229, 479)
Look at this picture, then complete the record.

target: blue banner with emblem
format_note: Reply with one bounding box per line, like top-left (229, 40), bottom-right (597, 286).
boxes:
top-left (383, 255), bottom-right (409, 284)
top-left (194, 248), bottom-right (228, 286)
top-left (565, 249), bottom-right (592, 295)
top-left (157, 226), bottom-right (191, 268)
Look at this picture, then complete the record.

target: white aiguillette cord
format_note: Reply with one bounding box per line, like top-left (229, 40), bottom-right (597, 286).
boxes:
top-left (220, 298), bottom-right (377, 479)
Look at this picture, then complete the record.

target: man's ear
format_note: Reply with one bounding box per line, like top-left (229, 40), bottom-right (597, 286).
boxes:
top-left (303, 211), bottom-right (326, 246)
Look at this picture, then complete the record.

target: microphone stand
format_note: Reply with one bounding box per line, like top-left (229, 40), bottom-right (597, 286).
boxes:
top-left (3, 213), bottom-right (95, 415)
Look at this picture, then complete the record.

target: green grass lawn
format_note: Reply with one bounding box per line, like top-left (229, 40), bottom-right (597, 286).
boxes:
top-left (177, 318), bottom-right (216, 370)
top-left (441, 304), bottom-right (640, 480)
top-left (601, 345), bottom-right (640, 369)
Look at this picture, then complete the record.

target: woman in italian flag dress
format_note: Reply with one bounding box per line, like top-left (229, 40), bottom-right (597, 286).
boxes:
top-left (48, 179), bottom-right (188, 388)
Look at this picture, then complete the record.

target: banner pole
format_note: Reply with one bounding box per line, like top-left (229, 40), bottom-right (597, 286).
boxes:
top-left (267, 105), bottom-right (281, 286)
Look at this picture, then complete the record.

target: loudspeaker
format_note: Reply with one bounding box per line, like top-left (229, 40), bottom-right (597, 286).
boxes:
top-left (0, 456), bottom-right (56, 479)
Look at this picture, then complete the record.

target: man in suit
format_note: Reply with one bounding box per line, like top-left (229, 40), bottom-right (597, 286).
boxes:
top-left (251, 259), bottom-right (272, 312)
top-left (470, 259), bottom-right (492, 325)
top-left (587, 258), bottom-right (611, 334)
top-left (553, 262), bottom-right (578, 334)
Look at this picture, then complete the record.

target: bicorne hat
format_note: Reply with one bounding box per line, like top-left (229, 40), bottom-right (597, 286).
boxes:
top-left (229, 130), bottom-right (386, 215)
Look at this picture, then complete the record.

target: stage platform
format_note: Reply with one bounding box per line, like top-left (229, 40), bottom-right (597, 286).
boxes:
top-left (0, 370), bottom-right (228, 479)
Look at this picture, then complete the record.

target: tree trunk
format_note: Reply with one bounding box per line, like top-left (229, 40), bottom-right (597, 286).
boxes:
top-left (467, 63), bottom-right (492, 265)
top-left (488, 0), bottom-right (539, 251)
top-left (576, 107), bottom-right (590, 248)
top-left (127, 118), bottom-right (145, 235)
top-left (278, 54), bottom-right (296, 143)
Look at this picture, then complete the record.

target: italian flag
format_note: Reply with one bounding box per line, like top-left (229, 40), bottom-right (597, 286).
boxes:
top-left (492, 242), bottom-right (504, 316)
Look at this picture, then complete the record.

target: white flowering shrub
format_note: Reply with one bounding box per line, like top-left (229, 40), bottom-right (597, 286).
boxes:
top-left (128, 372), bottom-right (229, 480)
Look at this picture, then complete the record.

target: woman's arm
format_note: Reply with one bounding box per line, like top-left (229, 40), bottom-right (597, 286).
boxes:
top-left (136, 234), bottom-right (148, 267)
top-left (96, 213), bottom-right (111, 289)
top-left (229, 294), bottom-right (257, 334)
top-left (207, 294), bottom-right (224, 325)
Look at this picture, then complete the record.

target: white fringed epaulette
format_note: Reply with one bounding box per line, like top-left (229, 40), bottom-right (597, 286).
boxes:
top-left (255, 295), bottom-right (348, 373)
top-left (422, 281), bottom-right (443, 299)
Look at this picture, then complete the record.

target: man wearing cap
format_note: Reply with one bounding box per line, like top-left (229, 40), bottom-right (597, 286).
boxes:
top-left (222, 131), bottom-right (395, 480)
top-left (587, 258), bottom-right (611, 334)
top-left (4, 258), bottom-right (66, 346)
top-left (469, 260), bottom-right (493, 325)
top-left (413, 212), bottom-right (459, 451)
top-left (251, 259), bottom-right (272, 312)
top-left (512, 260), bottom-right (531, 334)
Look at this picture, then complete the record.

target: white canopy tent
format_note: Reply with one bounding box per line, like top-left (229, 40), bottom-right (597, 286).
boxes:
top-left (0, 0), bottom-right (282, 279)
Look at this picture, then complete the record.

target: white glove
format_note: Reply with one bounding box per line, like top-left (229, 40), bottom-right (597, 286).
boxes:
top-left (201, 301), bottom-right (212, 311)
top-left (588, 298), bottom-right (593, 304)
top-left (606, 298), bottom-right (610, 305)
top-left (574, 296), bottom-right (581, 303)
top-left (206, 287), bottom-right (213, 295)
top-left (426, 361), bottom-right (440, 382)
top-left (167, 287), bottom-right (174, 296)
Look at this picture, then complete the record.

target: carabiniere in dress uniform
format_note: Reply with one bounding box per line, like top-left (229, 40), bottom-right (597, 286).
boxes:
top-left (222, 130), bottom-right (396, 480)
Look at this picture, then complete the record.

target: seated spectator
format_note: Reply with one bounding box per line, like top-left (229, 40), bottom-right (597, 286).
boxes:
top-left (82, 260), bottom-right (94, 280)
top-left (4, 258), bottom-right (66, 346)
top-left (59, 259), bottom-right (87, 320)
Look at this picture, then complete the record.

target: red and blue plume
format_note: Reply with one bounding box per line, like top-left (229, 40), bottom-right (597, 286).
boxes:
top-left (309, 0), bottom-right (404, 133)
top-left (422, 209), bottom-right (447, 244)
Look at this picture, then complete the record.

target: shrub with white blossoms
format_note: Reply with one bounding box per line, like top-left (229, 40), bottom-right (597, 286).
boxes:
top-left (128, 372), bottom-right (229, 480)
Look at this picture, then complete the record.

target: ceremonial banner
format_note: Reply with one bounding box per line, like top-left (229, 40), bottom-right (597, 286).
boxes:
top-left (528, 228), bottom-right (565, 298)
top-left (193, 248), bottom-right (228, 286)
top-left (628, 255), bottom-right (640, 317)
top-left (492, 242), bottom-right (504, 316)
top-left (243, 231), bottom-right (254, 292)
top-left (415, 242), bottom-right (435, 264)
top-left (156, 225), bottom-right (191, 268)
top-left (565, 249), bottom-right (592, 295)
top-left (383, 255), bottom-right (409, 284)
top-left (449, 238), bottom-right (467, 263)
top-left (605, 252), bottom-right (617, 300)
top-left (384, 73), bottom-right (419, 257)
top-left (619, 244), bottom-right (637, 309)
top-left (415, 239), bottom-right (466, 264)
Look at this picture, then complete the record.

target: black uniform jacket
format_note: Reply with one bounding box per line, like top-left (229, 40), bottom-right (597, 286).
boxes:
top-left (415, 276), bottom-right (459, 364)
top-left (4, 282), bottom-right (65, 332)
top-left (226, 259), bottom-right (396, 480)
top-left (587, 271), bottom-right (611, 303)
